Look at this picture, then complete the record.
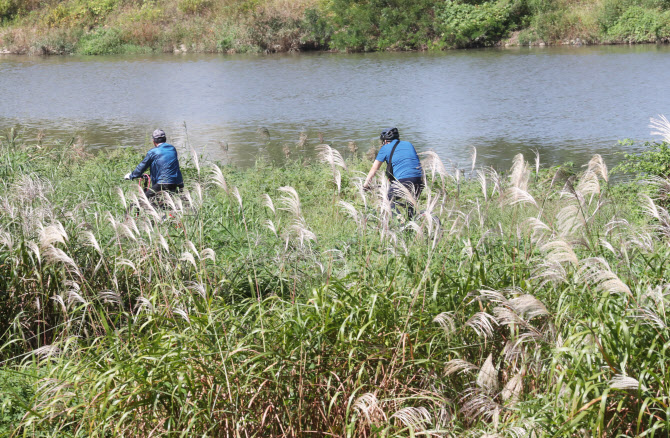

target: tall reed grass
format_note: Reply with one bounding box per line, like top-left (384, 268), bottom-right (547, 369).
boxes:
top-left (0, 126), bottom-right (669, 436)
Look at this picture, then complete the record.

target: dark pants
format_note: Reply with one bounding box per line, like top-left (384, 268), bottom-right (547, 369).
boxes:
top-left (388, 177), bottom-right (424, 218)
top-left (145, 183), bottom-right (184, 206)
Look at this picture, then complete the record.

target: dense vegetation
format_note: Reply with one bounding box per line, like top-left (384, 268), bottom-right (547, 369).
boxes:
top-left (1, 120), bottom-right (670, 436)
top-left (1, 0), bottom-right (670, 54)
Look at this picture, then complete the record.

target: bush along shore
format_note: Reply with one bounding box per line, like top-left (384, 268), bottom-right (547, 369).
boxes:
top-left (1, 0), bottom-right (670, 55)
top-left (1, 120), bottom-right (670, 436)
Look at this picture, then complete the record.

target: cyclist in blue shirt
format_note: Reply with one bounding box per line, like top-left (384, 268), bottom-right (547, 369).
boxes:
top-left (124, 129), bottom-right (184, 200)
top-left (363, 127), bottom-right (424, 218)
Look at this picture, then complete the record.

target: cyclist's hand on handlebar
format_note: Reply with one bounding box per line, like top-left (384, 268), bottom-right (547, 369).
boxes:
top-left (124, 172), bottom-right (131, 180)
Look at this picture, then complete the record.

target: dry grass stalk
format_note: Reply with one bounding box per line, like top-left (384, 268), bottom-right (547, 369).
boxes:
top-left (31, 345), bottom-right (61, 360)
top-left (261, 194), bottom-right (275, 213)
top-left (211, 164), bottom-right (228, 193)
top-left (200, 248), bottom-right (216, 261)
top-left (98, 290), bottom-right (122, 306)
top-left (508, 294), bottom-right (549, 321)
top-left (632, 307), bottom-right (667, 330)
top-left (190, 147), bottom-right (200, 175)
top-left (576, 170), bottom-right (601, 200)
top-left (39, 221), bottom-right (68, 249)
top-left (460, 387), bottom-right (501, 423)
top-left (278, 186), bottom-right (301, 218)
top-left (391, 180), bottom-right (419, 211)
top-left (477, 169), bottom-right (488, 201)
top-left (338, 200), bottom-right (359, 225)
top-left (265, 219), bottom-right (278, 236)
top-left (645, 176), bottom-right (670, 203)
top-left (433, 312), bottom-right (455, 335)
top-left (420, 151), bottom-right (449, 182)
top-left (390, 407), bottom-right (431, 432)
top-left (586, 154), bottom-right (608, 183)
top-left (81, 231), bottom-right (102, 254)
top-left (353, 393), bottom-right (386, 426)
top-left (180, 252), bottom-right (198, 269)
top-left (502, 373), bottom-right (523, 404)
top-left (44, 245), bottom-right (81, 277)
top-left (231, 187), bottom-right (243, 209)
top-left (610, 375), bottom-right (643, 390)
top-left (650, 114), bottom-right (670, 142)
top-left (316, 144), bottom-right (347, 192)
top-left (476, 354), bottom-right (499, 393)
top-left (445, 359), bottom-right (479, 376)
top-left (578, 257), bottom-right (632, 297)
top-left (465, 312), bottom-right (498, 340)
top-left (285, 221), bottom-right (316, 248)
top-left (505, 187), bottom-right (538, 208)
top-left (641, 195), bottom-right (670, 240)
top-left (510, 154), bottom-right (530, 191)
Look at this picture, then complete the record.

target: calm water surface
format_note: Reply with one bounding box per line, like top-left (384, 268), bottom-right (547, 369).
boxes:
top-left (1, 45), bottom-right (669, 170)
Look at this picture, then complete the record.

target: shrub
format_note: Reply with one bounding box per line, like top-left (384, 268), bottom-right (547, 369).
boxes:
top-left (80, 0), bottom-right (118, 19)
top-left (31, 27), bottom-right (82, 54)
top-left (77, 27), bottom-right (124, 54)
top-left (606, 6), bottom-right (670, 42)
top-left (302, 6), bottom-right (332, 48)
top-left (217, 23), bottom-right (244, 51)
top-left (598, 0), bottom-right (670, 33)
top-left (613, 139), bottom-right (670, 178)
top-left (0, 0), bottom-right (17, 22)
top-left (178, 0), bottom-right (212, 15)
top-left (326, 0), bottom-right (437, 51)
top-left (434, 1), bottom-right (514, 48)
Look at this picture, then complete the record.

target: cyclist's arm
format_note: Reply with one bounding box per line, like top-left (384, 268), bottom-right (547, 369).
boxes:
top-left (129, 151), bottom-right (153, 180)
top-left (364, 160), bottom-right (383, 188)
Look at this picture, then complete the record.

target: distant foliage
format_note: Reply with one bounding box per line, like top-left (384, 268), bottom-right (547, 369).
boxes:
top-left (325, 0), bottom-right (437, 51)
top-left (605, 6), bottom-right (670, 42)
top-left (177, 0), bottom-right (212, 15)
top-left (0, 0), bottom-right (18, 22)
top-left (614, 139), bottom-right (670, 178)
top-left (2, 0), bottom-right (670, 54)
top-left (77, 27), bottom-right (130, 54)
top-left (434, 1), bottom-right (516, 48)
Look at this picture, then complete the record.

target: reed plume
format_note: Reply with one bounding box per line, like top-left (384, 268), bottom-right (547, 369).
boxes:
top-left (650, 114), bottom-right (670, 142)
top-left (316, 144), bottom-right (347, 193)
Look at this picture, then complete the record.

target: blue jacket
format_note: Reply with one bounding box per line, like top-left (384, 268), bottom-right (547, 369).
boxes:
top-left (376, 140), bottom-right (423, 180)
top-left (130, 143), bottom-right (184, 185)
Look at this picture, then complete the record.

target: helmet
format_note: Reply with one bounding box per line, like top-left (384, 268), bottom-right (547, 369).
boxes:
top-left (380, 127), bottom-right (399, 141)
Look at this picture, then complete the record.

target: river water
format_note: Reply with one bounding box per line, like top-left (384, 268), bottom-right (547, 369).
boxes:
top-left (1, 45), bottom-right (669, 170)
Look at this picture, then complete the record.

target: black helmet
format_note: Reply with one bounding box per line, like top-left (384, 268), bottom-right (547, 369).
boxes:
top-left (380, 127), bottom-right (399, 141)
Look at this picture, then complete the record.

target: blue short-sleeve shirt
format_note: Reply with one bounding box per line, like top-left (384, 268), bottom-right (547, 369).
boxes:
top-left (376, 140), bottom-right (423, 180)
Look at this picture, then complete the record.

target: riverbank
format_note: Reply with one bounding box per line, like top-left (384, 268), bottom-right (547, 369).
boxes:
top-left (1, 0), bottom-right (669, 55)
top-left (1, 129), bottom-right (669, 435)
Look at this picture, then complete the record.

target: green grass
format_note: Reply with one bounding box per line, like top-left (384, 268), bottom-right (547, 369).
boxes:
top-left (0, 127), bottom-right (670, 436)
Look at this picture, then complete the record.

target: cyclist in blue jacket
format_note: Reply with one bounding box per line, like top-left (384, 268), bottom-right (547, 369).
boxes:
top-left (363, 127), bottom-right (424, 218)
top-left (124, 129), bottom-right (184, 200)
